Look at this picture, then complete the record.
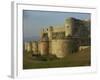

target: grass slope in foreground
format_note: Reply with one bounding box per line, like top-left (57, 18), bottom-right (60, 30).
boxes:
top-left (23, 47), bottom-right (90, 69)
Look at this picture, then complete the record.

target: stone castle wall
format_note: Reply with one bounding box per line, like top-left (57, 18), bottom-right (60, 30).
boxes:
top-left (50, 38), bottom-right (79, 58)
top-left (24, 38), bottom-right (79, 58)
top-left (24, 17), bottom-right (89, 58)
top-left (50, 39), bottom-right (70, 58)
top-left (38, 41), bottom-right (49, 56)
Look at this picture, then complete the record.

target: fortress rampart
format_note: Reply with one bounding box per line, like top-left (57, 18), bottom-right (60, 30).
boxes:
top-left (24, 17), bottom-right (90, 58)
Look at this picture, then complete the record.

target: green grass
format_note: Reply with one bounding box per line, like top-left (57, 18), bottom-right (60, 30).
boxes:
top-left (23, 48), bottom-right (90, 69)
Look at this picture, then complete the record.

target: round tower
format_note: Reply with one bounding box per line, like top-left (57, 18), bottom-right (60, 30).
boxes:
top-left (64, 17), bottom-right (74, 37)
top-left (31, 41), bottom-right (38, 55)
top-left (51, 38), bottom-right (79, 58)
top-left (48, 26), bottom-right (53, 40)
top-left (39, 36), bottom-right (49, 56)
top-left (24, 42), bottom-right (32, 53)
top-left (51, 39), bottom-right (75, 58)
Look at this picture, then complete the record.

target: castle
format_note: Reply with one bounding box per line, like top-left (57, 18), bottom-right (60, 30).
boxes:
top-left (24, 17), bottom-right (90, 58)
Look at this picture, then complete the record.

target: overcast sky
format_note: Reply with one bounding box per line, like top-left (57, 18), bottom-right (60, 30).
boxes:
top-left (23, 10), bottom-right (90, 41)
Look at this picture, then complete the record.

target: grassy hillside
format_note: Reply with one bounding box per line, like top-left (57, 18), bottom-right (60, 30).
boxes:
top-left (23, 47), bottom-right (90, 69)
